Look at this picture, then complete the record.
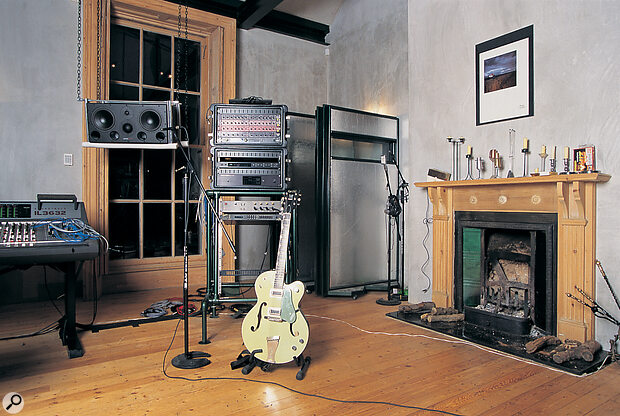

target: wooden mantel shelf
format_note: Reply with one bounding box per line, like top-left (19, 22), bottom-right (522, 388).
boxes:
top-left (414, 172), bottom-right (611, 342)
top-left (415, 172), bottom-right (610, 188)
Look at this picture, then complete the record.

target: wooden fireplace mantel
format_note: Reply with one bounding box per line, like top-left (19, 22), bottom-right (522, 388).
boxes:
top-left (415, 173), bottom-right (611, 342)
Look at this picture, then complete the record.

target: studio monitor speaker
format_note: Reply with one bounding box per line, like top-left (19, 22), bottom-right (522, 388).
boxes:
top-left (86, 100), bottom-right (180, 145)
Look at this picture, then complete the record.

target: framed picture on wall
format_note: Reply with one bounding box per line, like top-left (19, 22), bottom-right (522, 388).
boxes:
top-left (476, 25), bottom-right (534, 125)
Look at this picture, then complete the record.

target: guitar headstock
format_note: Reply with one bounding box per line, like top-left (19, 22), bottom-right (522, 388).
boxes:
top-left (282, 190), bottom-right (301, 213)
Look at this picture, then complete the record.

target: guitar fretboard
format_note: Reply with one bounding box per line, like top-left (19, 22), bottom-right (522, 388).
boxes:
top-left (273, 213), bottom-right (291, 290)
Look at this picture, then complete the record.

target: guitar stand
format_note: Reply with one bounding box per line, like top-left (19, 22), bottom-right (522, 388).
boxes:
top-left (230, 349), bottom-right (311, 380)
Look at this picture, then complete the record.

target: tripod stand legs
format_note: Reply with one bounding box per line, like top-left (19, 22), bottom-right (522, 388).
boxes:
top-left (230, 349), bottom-right (311, 380)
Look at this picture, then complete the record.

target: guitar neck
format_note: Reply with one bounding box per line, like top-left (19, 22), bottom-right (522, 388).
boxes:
top-left (273, 213), bottom-right (291, 289)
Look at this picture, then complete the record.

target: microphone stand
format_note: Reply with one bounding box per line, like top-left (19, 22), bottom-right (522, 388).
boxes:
top-left (377, 153), bottom-right (407, 306)
top-left (172, 157), bottom-right (211, 369)
top-left (171, 125), bottom-right (238, 369)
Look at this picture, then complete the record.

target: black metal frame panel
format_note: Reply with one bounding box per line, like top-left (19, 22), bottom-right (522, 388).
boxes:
top-left (315, 105), bottom-right (400, 297)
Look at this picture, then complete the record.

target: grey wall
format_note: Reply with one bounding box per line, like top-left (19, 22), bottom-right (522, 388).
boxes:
top-left (408, 0), bottom-right (620, 344)
top-left (0, 0), bottom-right (83, 200)
top-left (235, 28), bottom-right (327, 272)
top-left (237, 28), bottom-right (328, 114)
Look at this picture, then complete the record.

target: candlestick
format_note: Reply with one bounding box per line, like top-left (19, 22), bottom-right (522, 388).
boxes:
top-left (447, 137), bottom-right (465, 180)
top-left (523, 137), bottom-right (529, 151)
top-left (550, 146), bottom-right (557, 173)
top-left (465, 154), bottom-right (474, 180)
top-left (522, 147), bottom-right (530, 177)
top-left (489, 149), bottom-right (500, 178)
top-left (466, 145), bottom-right (472, 156)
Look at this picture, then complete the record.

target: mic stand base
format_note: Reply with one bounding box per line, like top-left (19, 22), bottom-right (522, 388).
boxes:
top-left (172, 351), bottom-right (211, 369)
top-left (376, 297), bottom-right (401, 306)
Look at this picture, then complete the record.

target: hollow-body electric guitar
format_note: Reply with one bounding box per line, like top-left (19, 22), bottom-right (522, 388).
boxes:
top-left (241, 212), bottom-right (309, 364)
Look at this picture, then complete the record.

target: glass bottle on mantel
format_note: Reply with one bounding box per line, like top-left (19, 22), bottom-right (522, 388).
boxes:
top-left (507, 129), bottom-right (515, 178)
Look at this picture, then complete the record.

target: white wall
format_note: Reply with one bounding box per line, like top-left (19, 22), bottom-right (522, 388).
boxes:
top-left (408, 0), bottom-right (620, 344)
top-left (237, 28), bottom-right (327, 114)
top-left (0, 0), bottom-right (83, 200)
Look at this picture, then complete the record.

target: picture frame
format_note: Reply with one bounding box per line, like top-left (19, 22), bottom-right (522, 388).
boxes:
top-left (476, 25), bottom-right (534, 126)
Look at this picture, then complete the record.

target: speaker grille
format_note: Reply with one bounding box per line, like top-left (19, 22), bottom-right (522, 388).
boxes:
top-left (140, 110), bottom-right (161, 131)
top-left (93, 109), bottom-right (114, 130)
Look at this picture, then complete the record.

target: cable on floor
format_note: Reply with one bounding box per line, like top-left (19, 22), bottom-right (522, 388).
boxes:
top-left (161, 319), bottom-right (462, 415)
top-left (305, 314), bottom-right (608, 378)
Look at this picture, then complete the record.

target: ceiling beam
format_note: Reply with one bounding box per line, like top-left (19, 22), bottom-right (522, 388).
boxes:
top-left (255, 10), bottom-right (329, 45)
top-left (238, 0), bottom-right (283, 30)
top-left (163, 0), bottom-right (330, 45)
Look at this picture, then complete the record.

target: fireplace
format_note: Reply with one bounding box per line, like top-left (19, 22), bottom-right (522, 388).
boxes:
top-left (415, 173), bottom-right (610, 342)
top-left (454, 211), bottom-right (557, 336)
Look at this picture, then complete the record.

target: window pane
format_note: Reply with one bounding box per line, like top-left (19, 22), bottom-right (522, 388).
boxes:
top-left (175, 148), bottom-right (202, 200)
top-left (144, 149), bottom-right (172, 200)
top-left (175, 93), bottom-right (200, 144)
top-left (110, 84), bottom-right (139, 100)
top-left (175, 203), bottom-right (200, 256)
top-left (143, 203), bottom-right (171, 257)
top-left (109, 203), bottom-right (139, 260)
top-left (143, 88), bottom-right (170, 101)
top-left (143, 31), bottom-right (171, 88)
top-left (174, 38), bottom-right (201, 92)
top-left (110, 25), bottom-right (139, 83)
top-left (109, 149), bottom-right (140, 199)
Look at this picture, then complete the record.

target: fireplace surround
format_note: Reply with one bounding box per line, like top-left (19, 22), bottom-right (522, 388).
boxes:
top-left (415, 173), bottom-right (610, 342)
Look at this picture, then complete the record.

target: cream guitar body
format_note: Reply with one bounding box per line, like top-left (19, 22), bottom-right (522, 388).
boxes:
top-left (241, 270), bottom-right (309, 364)
top-left (240, 209), bottom-right (309, 365)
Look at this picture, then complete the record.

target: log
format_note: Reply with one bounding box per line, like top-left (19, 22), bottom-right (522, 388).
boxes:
top-left (525, 335), bottom-right (561, 354)
top-left (553, 340), bottom-right (602, 364)
top-left (425, 313), bottom-right (464, 323)
top-left (399, 301), bottom-right (435, 314)
top-left (430, 307), bottom-right (458, 316)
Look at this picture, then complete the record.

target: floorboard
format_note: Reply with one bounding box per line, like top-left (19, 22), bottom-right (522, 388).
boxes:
top-left (1, 289), bottom-right (618, 415)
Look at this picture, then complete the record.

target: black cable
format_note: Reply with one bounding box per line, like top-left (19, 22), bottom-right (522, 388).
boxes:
top-left (420, 192), bottom-right (432, 293)
top-left (161, 320), bottom-right (461, 415)
top-left (0, 321), bottom-right (60, 341)
top-left (43, 266), bottom-right (64, 316)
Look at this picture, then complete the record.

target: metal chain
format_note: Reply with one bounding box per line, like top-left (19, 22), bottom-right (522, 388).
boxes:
top-left (176, 3), bottom-right (182, 95)
top-left (96, 0), bottom-right (102, 100)
top-left (76, 0), bottom-right (83, 101)
top-left (183, 3), bottom-right (189, 135)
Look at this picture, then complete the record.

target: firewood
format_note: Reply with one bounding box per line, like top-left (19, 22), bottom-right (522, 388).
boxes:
top-left (553, 340), bottom-right (602, 364)
top-left (431, 307), bottom-right (458, 316)
top-left (525, 335), bottom-right (561, 354)
top-left (399, 301), bottom-right (435, 314)
top-left (425, 313), bottom-right (464, 323)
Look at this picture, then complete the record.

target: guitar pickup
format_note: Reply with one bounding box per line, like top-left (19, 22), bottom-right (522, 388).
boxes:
top-left (267, 306), bottom-right (281, 316)
top-left (270, 288), bottom-right (283, 297)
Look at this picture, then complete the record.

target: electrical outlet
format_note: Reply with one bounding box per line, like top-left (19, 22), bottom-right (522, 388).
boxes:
top-left (64, 153), bottom-right (73, 166)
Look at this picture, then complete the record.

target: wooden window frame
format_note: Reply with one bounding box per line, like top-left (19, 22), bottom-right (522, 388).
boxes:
top-left (82, 0), bottom-right (235, 294)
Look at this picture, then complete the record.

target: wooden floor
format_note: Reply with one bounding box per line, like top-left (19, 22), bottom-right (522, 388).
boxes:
top-left (0, 289), bottom-right (618, 415)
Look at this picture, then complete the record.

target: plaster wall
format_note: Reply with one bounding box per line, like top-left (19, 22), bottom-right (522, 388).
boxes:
top-left (0, 0), bottom-right (83, 200)
top-left (236, 28), bottom-right (327, 114)
top-left (408, 0), bottom-right (620, 344)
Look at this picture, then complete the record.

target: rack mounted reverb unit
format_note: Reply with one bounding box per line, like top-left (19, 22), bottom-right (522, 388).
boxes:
top-left (211, 148), bottom-right (287, 190)
top-left (209, 104), bottom-right (288, 146)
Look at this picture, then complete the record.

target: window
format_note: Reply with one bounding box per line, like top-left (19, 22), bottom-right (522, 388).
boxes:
top-left (81, 0), bottom-right (236, 291)
top-left (107, 23), bottom-right (203, 261)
